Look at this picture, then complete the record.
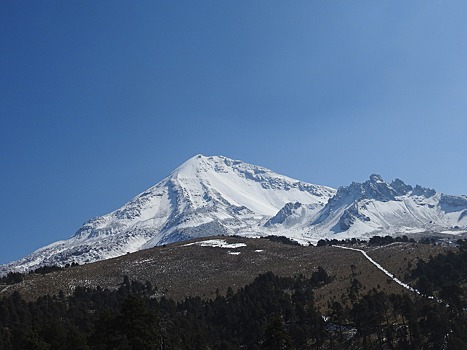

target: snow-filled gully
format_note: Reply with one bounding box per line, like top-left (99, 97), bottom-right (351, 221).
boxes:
top-left (332, 245), bottom-right (451, 308)
top-left (332, 245), bottom-right (420, 294)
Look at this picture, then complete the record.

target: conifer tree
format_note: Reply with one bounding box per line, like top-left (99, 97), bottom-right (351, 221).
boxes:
top-left (261, 316), bottom-right (293, 350)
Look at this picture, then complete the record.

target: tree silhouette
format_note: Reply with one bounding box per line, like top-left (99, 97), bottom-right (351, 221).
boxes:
top-left (261, 316), bottom-right (293, 350)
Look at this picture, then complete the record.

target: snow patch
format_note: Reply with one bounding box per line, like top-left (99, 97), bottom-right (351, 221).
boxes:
top-left (184, 239), bottom-right (247, 249)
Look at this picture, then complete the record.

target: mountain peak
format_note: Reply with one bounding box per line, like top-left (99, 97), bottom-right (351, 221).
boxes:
top-left (1, 155), bottom-right (337, 273)
top-left (173, 154), bottom-right (239, 176)
top-left (2, 156), bottom-right (466, 275)
top-left (369, 174), bottom-right (384, 183)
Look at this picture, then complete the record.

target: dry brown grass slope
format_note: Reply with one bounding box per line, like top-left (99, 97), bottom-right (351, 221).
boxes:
top-left (0, 236), bottom-right (451, 313)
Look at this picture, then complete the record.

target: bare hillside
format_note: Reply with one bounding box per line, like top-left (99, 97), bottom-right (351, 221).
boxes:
top-left (0, 236), bottom-right (451, 312)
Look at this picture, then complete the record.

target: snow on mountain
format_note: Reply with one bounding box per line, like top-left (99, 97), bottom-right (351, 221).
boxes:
top-left (306, 175), bottom-right (467, 239)
top-left (2, 156), bottom-right (466, 275)
top-left (264, 202), bottom-right (322, 228)
top-left (1, 155), bottom-right (335, 273)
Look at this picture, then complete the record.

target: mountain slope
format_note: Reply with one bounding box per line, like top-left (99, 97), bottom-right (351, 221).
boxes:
top-left (267, 174), bottom-right (467, 239)
top-left (1, 236), bottom-right (450, 306)
top-left (2, 156), bottom-right (466, 274)
top-left (2, 155), bottom-right (335, 273)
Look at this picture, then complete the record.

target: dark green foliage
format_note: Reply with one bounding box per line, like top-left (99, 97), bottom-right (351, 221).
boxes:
top-left (97, 294), bottom-right (160, 349)
top-left (316, 238), bottom-right (366, 246)
top-left (0, 272), bottom-right (24, 285)
top-left (317, 235), bottom-right (415, 246)
top-left (31, 265), bottom-right (63, 275)
top-left (261, 316), bottom-right (293, 349)
top-left (264, 235), bottom-right (300, 246)
top-left (369, 235), bottom-right (395, 246)
top-left (457, 238), bottom-right (467, 250)
top-left (411, 241), bottom-right (466, 313)
top-left (0, 249), bottom-right (466, 350)
top-left (0, 272), bottom-right (329, 349)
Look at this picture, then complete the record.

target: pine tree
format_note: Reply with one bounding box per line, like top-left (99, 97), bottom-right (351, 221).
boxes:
top-left (261, 316), bottom-right (293, 350)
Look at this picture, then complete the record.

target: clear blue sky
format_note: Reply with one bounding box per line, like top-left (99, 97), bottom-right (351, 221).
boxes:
top-left (1, 1), bottom-right (467, 264)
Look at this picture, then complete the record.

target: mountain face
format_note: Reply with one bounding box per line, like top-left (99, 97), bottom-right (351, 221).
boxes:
top-left (2, 155), bottom-right (335, 273)
top-left (2, 155), bottom-right (466, 274)
top-left (276, 174), bottom-right (467, 238)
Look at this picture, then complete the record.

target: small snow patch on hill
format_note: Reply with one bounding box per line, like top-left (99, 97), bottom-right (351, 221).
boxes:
top-left (183, 239), bottom-right (247, 249)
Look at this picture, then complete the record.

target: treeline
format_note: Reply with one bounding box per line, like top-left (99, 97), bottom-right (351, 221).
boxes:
top-left (328, 288), bottom-right (466, 349)
top-left (0, 263), bottom-right (81, 285)
top-left (1, 241), bottom-right (466, 349)
top-left (316, 235), bottom-right (415, 247)
top-left (264, 235), bottom-right (301, 246)
top-left (0, 269), bottom-right (331, 350)
top-left (1, 263), bottom-right (466, 349)
top-left (316, 238), bottom-right (366, 247)
top-left (368, 235), bottom-right (415, 246)
top-left (411, 238), bottom-right (467, 310)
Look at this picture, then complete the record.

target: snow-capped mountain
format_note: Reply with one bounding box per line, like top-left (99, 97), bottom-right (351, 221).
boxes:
top-left (269, 174), bottom-right (467, 239)
top-left (2, 156), bottom-right (466, 274)
top-left (2, 155), bottom-right (334, 273)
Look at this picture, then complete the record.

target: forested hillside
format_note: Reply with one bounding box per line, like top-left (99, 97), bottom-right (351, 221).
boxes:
top-left (0, 241), bottom-right (465, 349)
